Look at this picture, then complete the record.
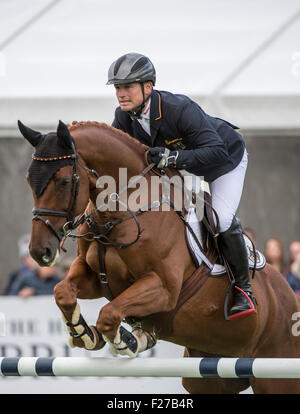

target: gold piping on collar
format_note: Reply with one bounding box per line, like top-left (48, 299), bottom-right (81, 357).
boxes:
top-left (155, 93), bottom-right (162, 121)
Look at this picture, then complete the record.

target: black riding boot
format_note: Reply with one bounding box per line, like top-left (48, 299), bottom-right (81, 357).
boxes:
top-left (219, 217), bottom-right (256, 320)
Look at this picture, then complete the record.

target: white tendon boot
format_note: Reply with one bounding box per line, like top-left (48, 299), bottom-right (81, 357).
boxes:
top-left (103, 325), bottom-right (157, 358)
top-left (61, 303), bottom-right (105, 350)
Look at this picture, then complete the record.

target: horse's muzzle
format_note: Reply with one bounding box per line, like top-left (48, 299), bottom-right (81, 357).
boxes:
top-left (30, 244), bottom-right (60, 267)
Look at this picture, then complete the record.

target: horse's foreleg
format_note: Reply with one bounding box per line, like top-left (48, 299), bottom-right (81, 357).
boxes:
top-left (102, 324), bottom-right (157, 358)
top-left (96, 271), bottom-right (178, 356)
top-left (54, 256), bottom-right (105, 351)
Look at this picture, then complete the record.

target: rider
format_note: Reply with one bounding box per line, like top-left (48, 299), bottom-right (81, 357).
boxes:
top-left (106, 52), bottom-right (255, 320)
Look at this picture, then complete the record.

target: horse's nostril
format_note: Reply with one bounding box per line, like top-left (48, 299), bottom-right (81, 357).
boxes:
top-left (42, 247), bottom-right (52, 264)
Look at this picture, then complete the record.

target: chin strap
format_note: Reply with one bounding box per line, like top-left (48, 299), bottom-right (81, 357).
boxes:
top-left (128, 84), bottom-right (152, 120)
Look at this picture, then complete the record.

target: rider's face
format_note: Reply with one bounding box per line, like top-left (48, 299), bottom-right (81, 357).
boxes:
top-left (115, 82), bottom-right (152, 112)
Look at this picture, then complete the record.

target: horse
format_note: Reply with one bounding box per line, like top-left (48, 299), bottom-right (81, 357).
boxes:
top-left (18, 119), bottom-right (300, 394)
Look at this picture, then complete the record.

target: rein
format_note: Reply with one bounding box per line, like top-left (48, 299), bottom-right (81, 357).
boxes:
top-left (61, 154), bottom-right (156, 250)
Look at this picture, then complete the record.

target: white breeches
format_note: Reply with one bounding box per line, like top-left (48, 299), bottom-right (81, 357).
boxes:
top-left (210, 149), bottom-right (248, 233)
top-left (180, 149), bottom-right (248, 234)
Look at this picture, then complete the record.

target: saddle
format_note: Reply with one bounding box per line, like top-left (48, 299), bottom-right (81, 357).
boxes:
top-left (184, 195), bottom-right (266, 276)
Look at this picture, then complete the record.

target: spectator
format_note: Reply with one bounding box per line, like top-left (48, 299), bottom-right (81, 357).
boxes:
top-left (3, 234), bottom-right (38, 294)
top-left (6, 265), bottom-right (62, 297)
top-left (284, 241), bottom-right (300, 295)
top-left (264, 237), bottom-right (285, 273)
top-left (284, 241), bottom-right (300, 275)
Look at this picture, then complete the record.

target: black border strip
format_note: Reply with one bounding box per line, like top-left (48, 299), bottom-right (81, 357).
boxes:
top-left (235, 358), bottom-right (254, 377)
top-left (35, 357), bottom-right (55, 376)
top-left (199, 357), bottom-right (220, 377)
top-left (1, 358), bottom-right (20, 376)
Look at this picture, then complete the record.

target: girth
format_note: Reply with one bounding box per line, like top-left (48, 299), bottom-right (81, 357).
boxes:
top-left (154, 265), bottom-right (210, 336)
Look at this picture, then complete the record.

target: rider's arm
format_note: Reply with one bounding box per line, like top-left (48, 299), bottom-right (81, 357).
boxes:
top-left (174, 102), bottom-right (229, 173)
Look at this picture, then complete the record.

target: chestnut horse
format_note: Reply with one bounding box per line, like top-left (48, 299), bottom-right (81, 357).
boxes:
top-left (19, 120), bottom-right (300, 394)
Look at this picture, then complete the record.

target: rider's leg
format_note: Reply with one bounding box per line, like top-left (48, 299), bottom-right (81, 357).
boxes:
top-left (210, 149), bottom-right (255, 318)
top-left (218, 216), bottom-right (255, 317)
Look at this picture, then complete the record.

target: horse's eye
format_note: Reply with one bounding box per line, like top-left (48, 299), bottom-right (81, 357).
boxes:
top-left (56, 178), bottom-right (71, 188)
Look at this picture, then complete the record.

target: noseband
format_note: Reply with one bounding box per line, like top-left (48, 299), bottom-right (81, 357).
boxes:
top-left (31, 146), bottom-right (80, 244)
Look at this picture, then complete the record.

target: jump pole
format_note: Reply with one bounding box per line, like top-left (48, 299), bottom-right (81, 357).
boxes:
top-left (2, 357), bottom-right (300, 378)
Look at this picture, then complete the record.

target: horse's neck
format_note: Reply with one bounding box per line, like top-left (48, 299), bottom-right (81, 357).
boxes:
top-left (74, 126), bottom-right (146, 214)
top-left (75, 126), bottom-right (145, 179)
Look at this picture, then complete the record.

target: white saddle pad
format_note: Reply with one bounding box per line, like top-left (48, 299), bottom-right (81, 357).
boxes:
top-left (185, 208), bottom-right (266, 276)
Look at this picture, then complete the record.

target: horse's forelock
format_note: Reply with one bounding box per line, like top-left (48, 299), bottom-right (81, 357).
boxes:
top-left (28, 131), bottom-right (75, 198)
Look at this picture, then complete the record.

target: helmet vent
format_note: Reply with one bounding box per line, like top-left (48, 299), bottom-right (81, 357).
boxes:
top-left (131, 57), bottom-right (149, 73)
top-left (114, 54), bottom-right (127, 76)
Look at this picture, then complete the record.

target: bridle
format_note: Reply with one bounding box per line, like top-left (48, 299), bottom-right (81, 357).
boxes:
top-left (31, 142), bottom-right (81, 244)
top-left (30, 141), bottom-right (155, 251)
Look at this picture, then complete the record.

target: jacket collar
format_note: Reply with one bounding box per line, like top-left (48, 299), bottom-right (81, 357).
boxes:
top-left (150, 89), bottom-right (162, 144)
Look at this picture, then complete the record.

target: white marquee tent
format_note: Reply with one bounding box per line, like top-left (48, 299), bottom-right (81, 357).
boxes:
top-left (0, 0), bottom-right (300, 136)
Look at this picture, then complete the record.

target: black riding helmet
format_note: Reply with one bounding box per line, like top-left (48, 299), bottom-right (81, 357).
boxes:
top-left (107, 52), bottom-right (156, 118)
top-left (107, 52), bottom-right (156, 86)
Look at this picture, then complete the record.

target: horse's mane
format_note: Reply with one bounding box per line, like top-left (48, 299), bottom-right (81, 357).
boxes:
top-left (67, 121), bottom-right (147, 153)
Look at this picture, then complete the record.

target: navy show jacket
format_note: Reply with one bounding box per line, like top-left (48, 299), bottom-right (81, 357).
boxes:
top-left (112, 89), bottom-right (246, 183)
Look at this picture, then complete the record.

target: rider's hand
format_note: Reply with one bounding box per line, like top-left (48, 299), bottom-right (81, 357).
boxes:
top-left (149, 147), bottom-right (179, 169)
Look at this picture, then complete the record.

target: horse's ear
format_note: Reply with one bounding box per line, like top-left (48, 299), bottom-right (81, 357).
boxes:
top-left (57, 120), bottom-right (73, 149)
top-left (17, 120), bottom-right (41, 147)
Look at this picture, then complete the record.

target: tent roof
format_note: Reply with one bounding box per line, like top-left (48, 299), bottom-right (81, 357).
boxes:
top-left (1, 0), bottom-right (300, 136)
